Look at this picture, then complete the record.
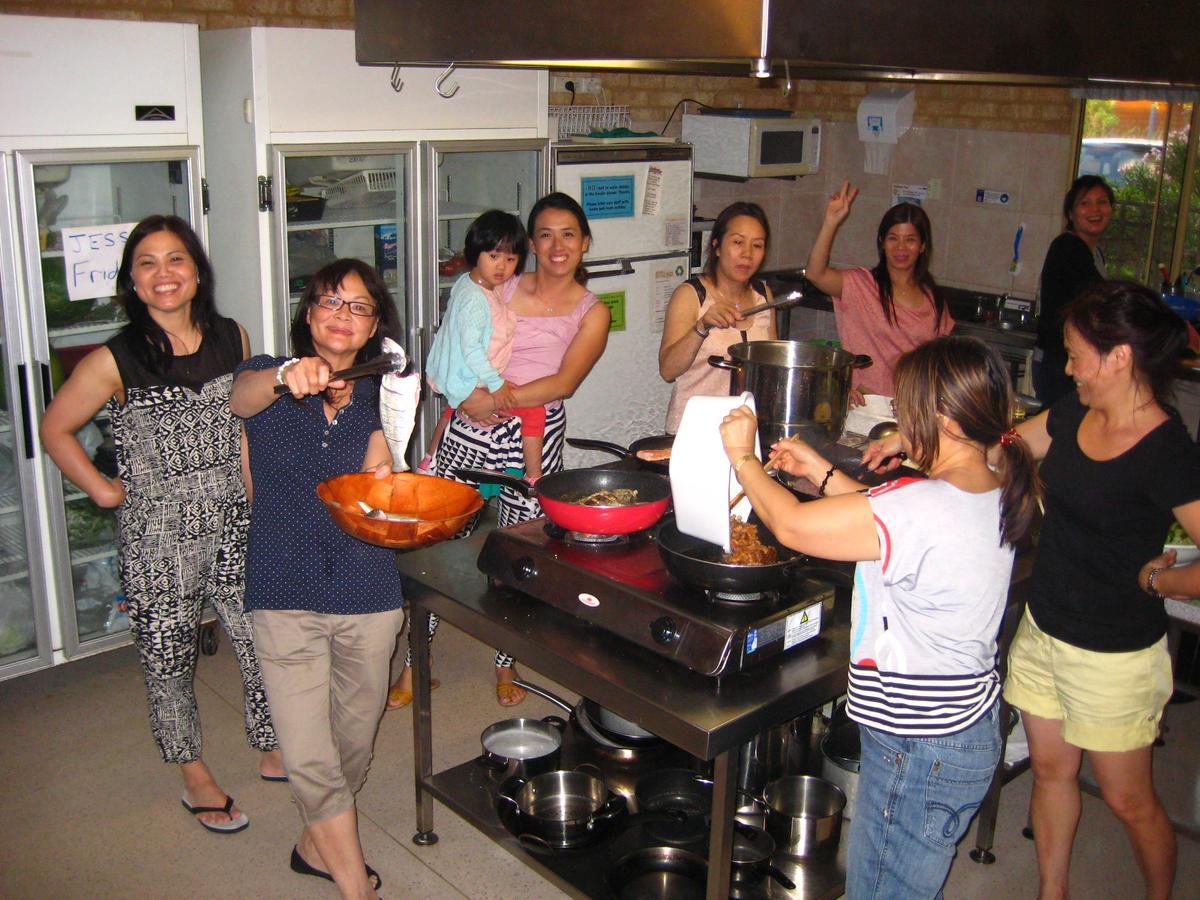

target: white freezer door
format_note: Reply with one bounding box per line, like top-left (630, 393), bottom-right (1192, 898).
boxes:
top-left (553, 146), bottom-right (692, 260)
top-left (563, 253), bottom-right (689, 468)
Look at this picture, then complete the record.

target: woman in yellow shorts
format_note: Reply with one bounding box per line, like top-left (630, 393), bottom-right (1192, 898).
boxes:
top-left (1004, 281), bottom-right (1200, 899)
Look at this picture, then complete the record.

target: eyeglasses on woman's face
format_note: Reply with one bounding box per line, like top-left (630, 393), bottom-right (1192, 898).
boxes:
top-left (314, 293), bottom-right (377, 318)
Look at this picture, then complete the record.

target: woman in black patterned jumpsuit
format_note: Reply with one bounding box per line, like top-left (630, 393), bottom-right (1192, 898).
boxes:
top-left (41, 216), bottom-right (281, 834)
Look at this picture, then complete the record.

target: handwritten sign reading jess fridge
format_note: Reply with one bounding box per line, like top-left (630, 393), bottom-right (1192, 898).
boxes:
top-left (580, 175), bottom-right (635, 220)
top-left (61, 222), bottom-right (138, 302)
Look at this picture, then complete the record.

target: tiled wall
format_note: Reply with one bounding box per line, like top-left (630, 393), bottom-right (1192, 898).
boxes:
top-left (693, 122), bottom-right (1075, 298)
top-left (549, 72), bottom-right (1079, 299)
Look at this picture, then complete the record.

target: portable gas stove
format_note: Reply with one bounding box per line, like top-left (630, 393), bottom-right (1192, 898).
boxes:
top-left (476, 518), bottom-right (834, 676)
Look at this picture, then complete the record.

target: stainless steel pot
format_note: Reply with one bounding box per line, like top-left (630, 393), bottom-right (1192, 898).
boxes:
top-left (763, 774), bottom-right (846, 859)
top-left (478, 715), bottom-right (568, 781)
top-left (737, 712), bottom-right (814, 797)
top-left (709, 341), bottom-right (872, 445)
top-left (495, 770), bottom-right (627, 850)
top-left (819, 706), bottom-right (860, 821)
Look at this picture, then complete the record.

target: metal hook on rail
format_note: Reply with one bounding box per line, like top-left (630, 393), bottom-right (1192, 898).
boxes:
top-left (434, 62), bottom-right (460, 98)
top-left (389, 64), bottom-right (404, 93)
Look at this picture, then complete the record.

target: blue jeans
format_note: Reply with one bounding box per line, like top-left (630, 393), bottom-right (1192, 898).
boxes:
top-left (845, 701), bottom-right (1002, 900)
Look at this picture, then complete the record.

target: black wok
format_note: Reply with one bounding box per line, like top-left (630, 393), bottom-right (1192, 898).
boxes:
top-left (455, 468), bottom-right (670, 536)
top-left (566, 435), bottom-right (674, 474)
top-left (655, 518), bottom-right (802, 595)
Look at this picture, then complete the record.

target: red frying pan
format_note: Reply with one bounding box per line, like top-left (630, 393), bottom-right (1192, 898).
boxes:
top-left (455, 468), bottom-right (671, 535)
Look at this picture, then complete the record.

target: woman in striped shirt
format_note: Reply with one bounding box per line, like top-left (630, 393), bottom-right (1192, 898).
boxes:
top-left (721, 335), bottom-right (1039, 899)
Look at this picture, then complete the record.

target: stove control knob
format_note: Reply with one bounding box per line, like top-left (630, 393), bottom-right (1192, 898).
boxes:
top-left (512, 556), bottom-right (537, 581)
top-left (650, 616), bottom-right (681, 645)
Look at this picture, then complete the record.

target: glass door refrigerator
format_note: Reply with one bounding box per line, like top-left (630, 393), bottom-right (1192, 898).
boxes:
top-left (268, 146), bottom-right (418, 355)
top-left (416, 141), bottom-right (546, 464)
top-left (0, 14), bottom-right (206, 680)
top-left (9, 149), bottom-right (204, 667)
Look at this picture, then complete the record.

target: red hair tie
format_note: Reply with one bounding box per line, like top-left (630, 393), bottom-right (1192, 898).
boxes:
top-left (999, 428), bottom-right (1018, 447)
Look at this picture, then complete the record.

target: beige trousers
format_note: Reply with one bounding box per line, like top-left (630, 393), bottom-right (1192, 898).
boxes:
top-left (252, 607), bottom-right (405, 826)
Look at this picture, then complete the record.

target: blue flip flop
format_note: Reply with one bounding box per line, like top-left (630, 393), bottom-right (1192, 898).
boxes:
top-left (180, 794), bottom-right (250, 834)
top-left (290, 845), bottom-right (381, 890)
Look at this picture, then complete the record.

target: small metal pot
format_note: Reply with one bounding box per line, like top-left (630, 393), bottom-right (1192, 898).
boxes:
top-left (495, 770), bottom-right (628, 850)
top-left (478, 715), bottom-right (567, 781)
top-left (763, 774), bottom-right (846, 859)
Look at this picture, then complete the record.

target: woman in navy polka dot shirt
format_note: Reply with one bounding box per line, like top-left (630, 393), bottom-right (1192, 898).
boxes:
top-left (231, 259), bottom-right (403, 897)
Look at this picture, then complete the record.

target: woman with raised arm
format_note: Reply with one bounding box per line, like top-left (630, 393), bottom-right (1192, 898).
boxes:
top-left (806, 182), bottom-right (953, 403)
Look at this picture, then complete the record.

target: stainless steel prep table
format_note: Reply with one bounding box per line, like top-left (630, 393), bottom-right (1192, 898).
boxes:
top-left (395, 513), bottom-right (851, 900)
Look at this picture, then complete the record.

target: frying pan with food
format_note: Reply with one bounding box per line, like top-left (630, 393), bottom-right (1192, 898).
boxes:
top-left (455, 468), bottom-right (671, 536)
top-left (566, 436), bottom-right (675, 473)
top-left (655, 517), bottom-right (802, 595)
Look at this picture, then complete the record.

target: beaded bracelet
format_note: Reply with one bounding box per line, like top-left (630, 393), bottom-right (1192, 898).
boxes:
top-left (275, 357), bottom-right (300, 385)
top-left (1146, 566), bottom-right (1164, 598)
top-left (817, 465), bottom-right (837, 497)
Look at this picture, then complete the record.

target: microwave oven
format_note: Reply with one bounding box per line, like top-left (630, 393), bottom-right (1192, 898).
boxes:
top-left (683, 113), bottom-right (821, 178)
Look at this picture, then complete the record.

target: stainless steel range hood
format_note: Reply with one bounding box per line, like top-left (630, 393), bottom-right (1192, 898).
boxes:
top-left (356, 0), bottom-right (1195, 88)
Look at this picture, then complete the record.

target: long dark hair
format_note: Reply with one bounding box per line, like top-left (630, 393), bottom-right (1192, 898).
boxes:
top-left (290, 259), bottom-right (401, 365)
top-left (527, 192), bottom-right (592, 284)
top-left (115, 215), bottom-right (218, 377)
top-left (1063, 175), bottom-right (1115, 231)
top-left (1063, 280), bottom-right (1186, 408)
top-left (894, 336), bottom-right (1040, 547)
top-left (703, 201), bottom-right (771, 280)
top-left (464, 209), bottom-right (528, 273)
top-left (871, 203), bottom-right (947, 328)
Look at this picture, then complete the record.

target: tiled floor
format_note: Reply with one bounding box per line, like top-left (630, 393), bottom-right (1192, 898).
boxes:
top-left (2, 619), bottom-right (1198, 898)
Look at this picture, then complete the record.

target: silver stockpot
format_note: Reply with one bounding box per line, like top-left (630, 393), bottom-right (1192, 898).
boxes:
top-left (709, 341), bottom-right (872, 446)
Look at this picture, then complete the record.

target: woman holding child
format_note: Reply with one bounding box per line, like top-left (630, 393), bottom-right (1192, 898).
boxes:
top-left (389, 192), bottom-right (610, 708)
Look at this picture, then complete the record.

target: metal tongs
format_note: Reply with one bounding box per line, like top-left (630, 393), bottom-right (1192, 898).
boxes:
top-left (273, 351), bottom-right (407, 395)
top-left (737, 289), bottom-right (805, 319)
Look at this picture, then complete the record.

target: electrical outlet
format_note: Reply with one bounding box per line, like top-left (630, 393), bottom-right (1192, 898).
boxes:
top-left (927, 177), bottom-right (941, 200)
top-left (578, 77), bottom-right (602, 94)
top-left (551, 76), bottom-right (571, 92)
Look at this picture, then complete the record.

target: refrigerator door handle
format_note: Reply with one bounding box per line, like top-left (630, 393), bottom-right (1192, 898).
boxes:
top-left (39, 362), bottom-right (53, 407)
top-left (586, 259), bottom-right (635, 280)
top-left (17, 364), bottom-right (35, 460)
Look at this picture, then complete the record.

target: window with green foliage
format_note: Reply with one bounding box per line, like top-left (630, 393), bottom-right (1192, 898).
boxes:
top-left (1078, 99), bottom-right (1198, 289)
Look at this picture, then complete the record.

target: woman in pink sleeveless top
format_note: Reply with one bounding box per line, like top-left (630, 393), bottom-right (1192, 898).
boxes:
top-left (389, 193), bottom-right (610, 709)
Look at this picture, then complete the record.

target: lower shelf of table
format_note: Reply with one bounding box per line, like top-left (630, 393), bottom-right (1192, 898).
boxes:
top-left (420, 756), bottom-right (846, 899)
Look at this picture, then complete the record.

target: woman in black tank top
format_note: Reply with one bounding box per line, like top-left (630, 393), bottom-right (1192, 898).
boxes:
top-left (41, 215), bottom-right (282, 835)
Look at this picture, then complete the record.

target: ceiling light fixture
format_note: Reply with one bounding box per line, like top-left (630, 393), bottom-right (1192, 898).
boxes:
top-left (752, 0), bottom-right (771, 78)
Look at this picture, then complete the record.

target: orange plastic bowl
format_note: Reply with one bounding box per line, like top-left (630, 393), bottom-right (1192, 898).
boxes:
top-left (317, 471), bottom-right (484, 550)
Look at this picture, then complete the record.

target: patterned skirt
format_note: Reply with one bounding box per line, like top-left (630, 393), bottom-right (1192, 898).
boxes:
top-left (433, 403), bottom-right (566, 528)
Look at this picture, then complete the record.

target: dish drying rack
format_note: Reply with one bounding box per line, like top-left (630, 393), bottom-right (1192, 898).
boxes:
top-left (549, 104), bottom-right (631, 136)
top-left (300, 169), bottom-right (397, 209)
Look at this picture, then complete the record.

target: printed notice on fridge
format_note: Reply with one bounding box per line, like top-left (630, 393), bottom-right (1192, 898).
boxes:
top-left (654, 263), bottom-right (687, 330)
top-left (61, 222), bottom-right (139, 302)
top-left (642, 165), bottom-right (662, 216)
top-left (596, 290), bottom-right (627, 332)
top-left (891, 183), bottom-right (929, 207)
top-left (580, 175), bottom-right (636, 220)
